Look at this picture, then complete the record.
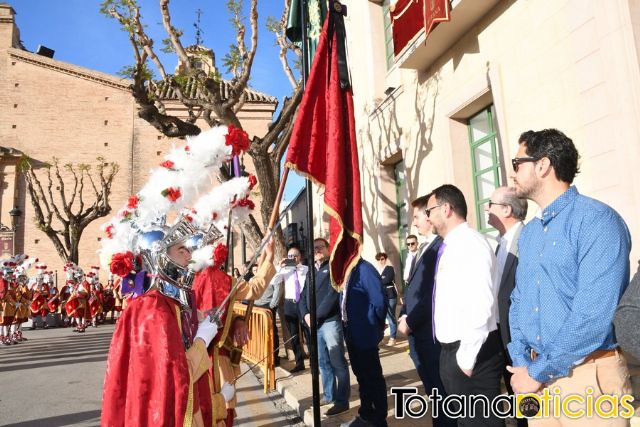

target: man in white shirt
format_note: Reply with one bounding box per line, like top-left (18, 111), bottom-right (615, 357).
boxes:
top-left (402, 235), bottom-right (419, 285)
top-left (427, 184), bottom-right (504, 426)
top-left (485, 186), bottom-right (528, 427)
top-left (269, 246), bottom-right (309, 373)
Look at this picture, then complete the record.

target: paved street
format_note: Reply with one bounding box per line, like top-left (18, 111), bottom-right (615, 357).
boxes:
top-left (0, 323), bottom-right (301, 427)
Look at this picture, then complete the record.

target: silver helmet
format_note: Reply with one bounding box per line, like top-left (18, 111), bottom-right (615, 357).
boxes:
top-left (137, 216), bottom-right (223, 292)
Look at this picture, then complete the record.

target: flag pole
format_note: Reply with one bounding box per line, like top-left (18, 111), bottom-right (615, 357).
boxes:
top-left (300, 0), bottom-right (322, 424)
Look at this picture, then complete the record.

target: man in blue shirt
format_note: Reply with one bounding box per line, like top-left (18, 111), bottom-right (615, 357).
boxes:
top-left (507, 129), bottom-right (632, 425)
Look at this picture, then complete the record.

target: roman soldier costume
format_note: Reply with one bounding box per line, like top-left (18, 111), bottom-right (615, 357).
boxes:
top-left (0, 273), bottom-right (17, 345)
top-left (100, 126), bottom-right (259, 426)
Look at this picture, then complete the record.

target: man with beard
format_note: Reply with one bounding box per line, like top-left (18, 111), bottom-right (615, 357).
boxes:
top-left (507, 129), bottom-right (632, 426)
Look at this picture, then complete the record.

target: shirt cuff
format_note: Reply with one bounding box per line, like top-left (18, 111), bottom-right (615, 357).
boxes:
top-left (456, 340), bottom-right (484, 371)
top-left (527, 355), bottom-right (569, 383)
top-left (506, 342), bottom-right (532, 367)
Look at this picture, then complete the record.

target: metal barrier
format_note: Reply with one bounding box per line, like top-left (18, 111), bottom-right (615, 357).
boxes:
top-left (233, 302), bottom-right (276, 392)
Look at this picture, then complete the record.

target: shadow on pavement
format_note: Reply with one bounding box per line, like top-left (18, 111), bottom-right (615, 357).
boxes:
top-left (1, 409), bottom-right (101, 427)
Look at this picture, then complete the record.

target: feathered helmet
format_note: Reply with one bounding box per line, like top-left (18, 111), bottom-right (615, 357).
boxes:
top-left (90, 265), bottom-right (100, 282)
top-left (15, 256), bottom-right (36, 284)
top-left (73, 266), bottom-right (85, 283)
top-left (99, 125), bottom-right (258, 294)
top-left (42, 270), bottom-right (53, 284)
top-left (64, 262), bottom-right (77, 281)
top-left (3, 254), bottom-right (30, 281)
top-left (34, 262), bottom-right (47, 282)
top-left (86, 271), bottom-right (96, 285)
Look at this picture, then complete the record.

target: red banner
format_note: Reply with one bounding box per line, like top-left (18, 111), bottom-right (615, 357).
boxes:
top-left (391, 0), bottom-right (451, 57)
top-left (391, 0), bottom-right (424, 57)
top-left (285, 14), bottom-right (363, 292)
top-left (424, 0), bottom-right (451, 37)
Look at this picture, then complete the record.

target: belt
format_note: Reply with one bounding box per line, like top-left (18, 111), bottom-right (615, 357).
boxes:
top-left (285, 298), bottom-right (298, 303)
top-left (530, 348), bottom-right (617, 364)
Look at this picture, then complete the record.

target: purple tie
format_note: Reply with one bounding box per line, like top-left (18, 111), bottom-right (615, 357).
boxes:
top-left (432, 242), bottom-right (446, 342)
top-left (293, 269), bottom-right (301, 302)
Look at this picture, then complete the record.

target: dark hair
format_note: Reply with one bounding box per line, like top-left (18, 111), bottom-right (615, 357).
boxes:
top-left (375, 252), bottom-right (388, 260)
top-left (502, 188), bottom-right (528, 221)
top-left (431, 184), bottom-right (467, 219)
top-left (314, 238), bottom-right (329, 248)
top-left (411, 193), bottom-right (432, 209)
top-left (406, 234), bottom-right (418, 242)
top-left (519, 129), bottom-right (580, 184)
top-left (518, 130), bottom-right (536, 144)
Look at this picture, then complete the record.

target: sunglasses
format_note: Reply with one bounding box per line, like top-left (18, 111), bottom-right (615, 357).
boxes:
top-left (511, 157), bottom-right (539, 172)
top-left (406, 241), bottom-right (417, 246)
top-left (424, 204), bottom-right (443, 217)
top-left (488, 201), bottom-right (509, 208)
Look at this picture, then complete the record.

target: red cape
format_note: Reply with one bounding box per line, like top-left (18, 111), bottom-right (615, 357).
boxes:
top-left (101, 290), bottom-right (213, 426)
top-left (193, 268), bottom-right (232, 346)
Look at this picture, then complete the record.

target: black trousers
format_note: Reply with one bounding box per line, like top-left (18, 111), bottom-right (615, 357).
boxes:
top-left (439, 330), bottom-right (505, 427)
top-left (344, 326), bottom-right (388, 427)
top-left (284, 299), bottom-right (304, 368)
top-left (408, 334), bottom-right (456, 426)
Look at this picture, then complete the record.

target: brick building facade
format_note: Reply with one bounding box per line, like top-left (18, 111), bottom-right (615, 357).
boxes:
top-left (0, 3), bottom-right (277, 279)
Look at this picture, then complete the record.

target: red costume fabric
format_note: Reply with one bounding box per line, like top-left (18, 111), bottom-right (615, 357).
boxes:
top-left (193, 268), bottom-right (233, 344)
top-left (101, 290), bottom-right (214, 427)
top-left (0, 279), bottom-right (16, 325)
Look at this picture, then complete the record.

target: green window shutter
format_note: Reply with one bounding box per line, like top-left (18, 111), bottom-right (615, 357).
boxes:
top-left (468, 106), bottom-right (501, 234)
top-left (382, 1), bottom-right (395, 70)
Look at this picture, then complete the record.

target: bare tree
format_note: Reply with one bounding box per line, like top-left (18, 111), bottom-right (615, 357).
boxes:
top-left (100, 0), bottom-right (302, 253)
top-left (20, 157), bottom-right (120, 264)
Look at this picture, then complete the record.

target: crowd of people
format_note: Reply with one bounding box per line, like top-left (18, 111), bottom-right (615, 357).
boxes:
top-left (263, 128), bottom-right (637, 427)
top-left (5, 125), bottom-right (634, 427)
top-left (0, 258), bottom-right (125, 344)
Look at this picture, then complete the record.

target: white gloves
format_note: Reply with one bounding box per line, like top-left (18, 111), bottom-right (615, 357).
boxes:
top-left (220, 382), bottom-right (235, 402)
top-left (195, 316), bottom-right (219, 347)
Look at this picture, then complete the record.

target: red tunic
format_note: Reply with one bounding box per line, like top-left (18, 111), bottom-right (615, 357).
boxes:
top-left (101, 290), bottom-right (215, 427)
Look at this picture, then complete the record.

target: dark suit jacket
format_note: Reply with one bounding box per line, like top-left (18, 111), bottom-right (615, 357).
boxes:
top-left (342, 259), bottom-right (387, 350)
top-left (400, 236), bottom-right (443, 339)
top-left (299, 260), bottom-right (340, 327)
top-left (498, 223), bottom-right (523, 351)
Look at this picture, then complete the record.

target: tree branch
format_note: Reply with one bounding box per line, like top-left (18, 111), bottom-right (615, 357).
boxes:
top-left (258, 82), bottom-right (303, 149)
top-left (223, 0), bottom-right (258, 111)
top-left (159, 0), bottom-right (191, 71)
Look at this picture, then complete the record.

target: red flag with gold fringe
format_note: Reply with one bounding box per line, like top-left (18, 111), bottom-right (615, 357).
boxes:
top-left (285, 7), bottom-right (362, 292)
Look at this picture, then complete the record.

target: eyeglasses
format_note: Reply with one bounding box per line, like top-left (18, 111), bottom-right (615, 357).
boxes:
top-left (424, 204), bottom-right (443, 217)
top-left (511, 157), bottom-right (539, 172)
top-left (287, 254), bottom-right (299, 259)
top-left (406, 241), bottom-right (417, 247)
top-left (488, 201), bottom-right (509, 208)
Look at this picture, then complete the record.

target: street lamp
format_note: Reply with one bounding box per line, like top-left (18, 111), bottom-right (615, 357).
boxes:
top-left (9, 206), bottom-right (21, 231)
top-left (9, 207), bottom-right (21, 255)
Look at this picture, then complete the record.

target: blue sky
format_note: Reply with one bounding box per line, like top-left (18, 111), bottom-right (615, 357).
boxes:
top-left (7, 0), bottom-right (304, 202)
